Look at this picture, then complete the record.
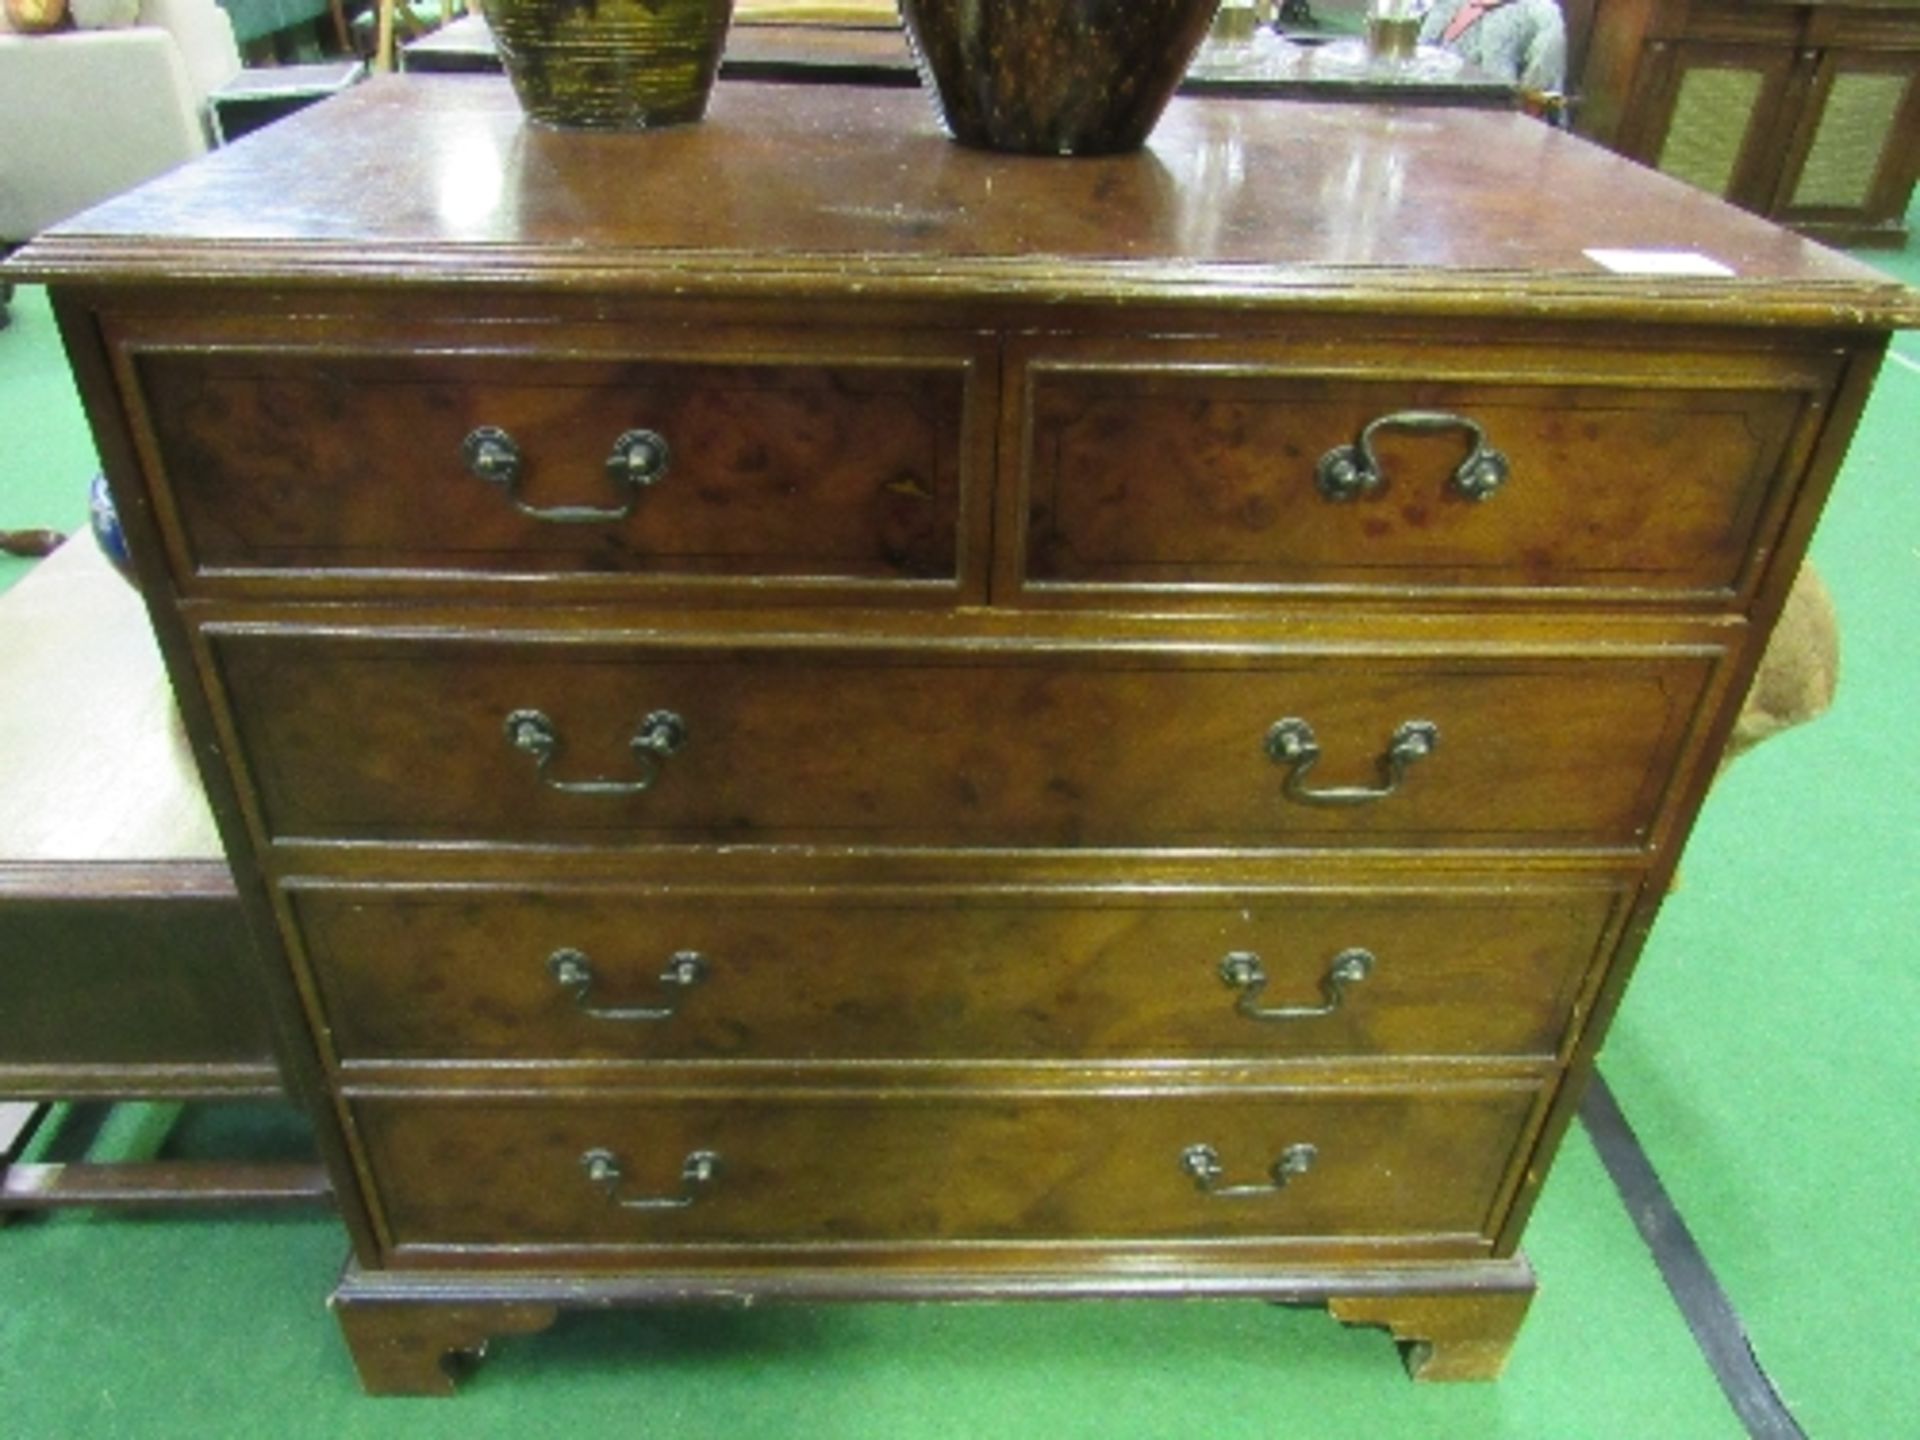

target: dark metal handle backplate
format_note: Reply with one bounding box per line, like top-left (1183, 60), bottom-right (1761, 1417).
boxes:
top-left (1265, 717), bottom-right (1436, 807)
top-left (582, 1147), bottom-right (719, 1210)
top-left (1182, 1142), bottom-right (1318, 1198)
top-left (504, 708), bottom-right (686, 796)
top-left (549, 948), bottom-right (708, 1021)
top-left (1220, 947), bottom-right (1374, 1021)
top-left (1316, 410), bottom-right (1510, 503)
top-left (463, 425), bottom-right (670, 524)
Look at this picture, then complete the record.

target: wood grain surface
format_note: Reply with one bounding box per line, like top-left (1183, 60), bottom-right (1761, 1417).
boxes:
top-left (293, 880), bottom-right (1623, 1065)
top-left (209, 629), bottom-right (1715, 849)
top-left (354, 1081), bottom-right (1539, 1251)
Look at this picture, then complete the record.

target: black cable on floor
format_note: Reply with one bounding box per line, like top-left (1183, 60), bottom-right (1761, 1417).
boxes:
top-left (1580, 1072), bottom-right (1807, 1440)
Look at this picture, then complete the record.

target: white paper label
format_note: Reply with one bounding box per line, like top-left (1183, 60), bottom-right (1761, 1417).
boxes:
top-left (1582, 248), bottom-right (1737, 278)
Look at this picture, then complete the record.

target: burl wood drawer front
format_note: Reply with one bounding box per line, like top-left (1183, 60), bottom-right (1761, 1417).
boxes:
top-left (292, 883), bottom-right (1622, 1065)
top-left (125, 341), bottom-right (980, 598)
top-left (212, 632), bottom-right (1714, 850)
top-left (1010, 345), bottom-right (1825, 602)
top-left (355, 1085), bottom-right (1538, 1250)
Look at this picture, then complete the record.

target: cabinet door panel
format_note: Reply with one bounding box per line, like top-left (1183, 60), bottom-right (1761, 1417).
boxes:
top-left (1772, 50), bottom-right (1920, 233)
top-left (1631, 43), bottom-right (1801, 210)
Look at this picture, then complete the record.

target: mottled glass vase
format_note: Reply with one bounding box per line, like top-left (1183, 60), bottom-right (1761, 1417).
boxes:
top-left (482, 0), bottom-right (735, 129)
top-left (896, 0), bottom-right (1220, 155)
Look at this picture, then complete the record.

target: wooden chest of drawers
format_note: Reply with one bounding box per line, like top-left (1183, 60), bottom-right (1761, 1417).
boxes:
top-left (13, 75), bottom-right (1915, 1394)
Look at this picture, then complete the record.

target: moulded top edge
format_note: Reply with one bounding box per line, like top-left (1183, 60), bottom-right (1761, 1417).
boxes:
top-left (7, 75), bottom-right (1916, 331)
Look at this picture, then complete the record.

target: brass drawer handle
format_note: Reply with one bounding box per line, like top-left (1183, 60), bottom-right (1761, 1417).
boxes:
top-left (504, 708), bottom-right (687, 796)
top-left (1182, 1142), bottom-right (1317, 1198)
top-left (548, 947), bottom-right (708, 1021)
top-left (581, 1147), bottom-right (720, 1211)
top-left (1316, 410), bottom-right (1510, 503)
top-left (1220, 947), bottom-right (1374, 1021)
top-left (462, 425), bottom-right (670, 524)
top-left (1265, 717), bottom-right (1436, 807)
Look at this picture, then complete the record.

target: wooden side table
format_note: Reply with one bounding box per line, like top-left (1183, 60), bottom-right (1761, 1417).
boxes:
top-left (209, 60), bottom-right (367, 145)
top-left (0, 539), bottom-right (327, 1210)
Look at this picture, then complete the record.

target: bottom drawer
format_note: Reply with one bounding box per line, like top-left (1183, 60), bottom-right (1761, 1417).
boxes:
top-left (356, 1085), bottom-right (1539, 1253)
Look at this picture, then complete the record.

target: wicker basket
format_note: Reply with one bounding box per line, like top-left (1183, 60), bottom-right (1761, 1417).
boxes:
top-left (483, 0), bottom-right (736, 129)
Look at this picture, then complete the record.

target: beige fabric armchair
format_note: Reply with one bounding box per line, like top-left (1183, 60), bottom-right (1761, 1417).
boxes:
top-left (0, 0), bottom-right (242, 244)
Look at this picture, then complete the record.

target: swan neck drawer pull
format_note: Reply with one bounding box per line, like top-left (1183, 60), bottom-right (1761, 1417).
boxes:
top-left (504, 708), bottom-right (687, 796)
top-left (548, 948), bottom-right (708, 1021)
top-left (581, 1148), bottom-right (720, 1211)
top-left (1220, 947), bottom-right (1375, 1021)
top-left (1315, 410), bottom-right (1510, 503)
top-left (1182, 1142), bottom-right (1318, 1198)
top-left (462, 425), bottom-right (670, 524)
top-left (1265, 717), bottom-right (1437, 807)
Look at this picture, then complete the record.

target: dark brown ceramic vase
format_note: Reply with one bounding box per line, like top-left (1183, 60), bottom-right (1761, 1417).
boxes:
top-left (896, 0), bottom-right (1220, 155)
top-left (482, 0), bottom-right (735, 129)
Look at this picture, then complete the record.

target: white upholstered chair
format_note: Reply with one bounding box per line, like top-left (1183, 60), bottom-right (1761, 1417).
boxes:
top-left (0, 0), bottom-right (243, 245)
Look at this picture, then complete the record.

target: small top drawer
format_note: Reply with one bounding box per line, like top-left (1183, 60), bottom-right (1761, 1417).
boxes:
top-left (115, 321), bottom-right (988, 602)
top-left (1007, 338), bottom-right (1832, 604)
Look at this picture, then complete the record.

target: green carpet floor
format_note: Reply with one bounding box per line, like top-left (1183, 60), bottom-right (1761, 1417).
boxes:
top-left (0, 289), bottom-right (96, 596)
top-left (1, 198), bottom-right (1915, 1434)
top-left (1598, 262), bottom-right (1920, 1434)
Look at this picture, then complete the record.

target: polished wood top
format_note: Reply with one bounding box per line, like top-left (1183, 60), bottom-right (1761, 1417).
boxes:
top-left (11, 75), bottom-right (1916, 327)
top-left (0, 541), bottom-right (222, 868)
